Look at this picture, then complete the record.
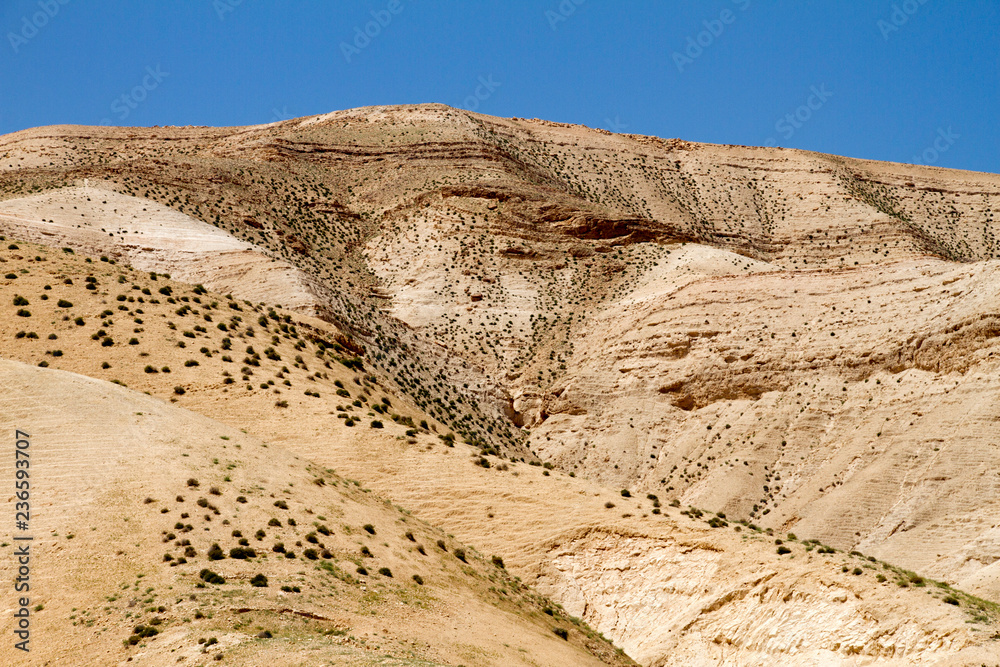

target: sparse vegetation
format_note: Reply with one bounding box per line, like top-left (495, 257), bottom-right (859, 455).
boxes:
top-left (1, 113), bottom-right (999, 667)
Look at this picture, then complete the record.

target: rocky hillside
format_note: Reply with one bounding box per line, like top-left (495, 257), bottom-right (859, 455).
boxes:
top-left (3, 105), bottom-right (1000, 665)
top-left (0, 357), bottom-right (631, 666)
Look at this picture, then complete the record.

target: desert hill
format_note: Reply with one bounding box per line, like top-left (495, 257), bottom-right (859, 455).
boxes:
top-left (0, 192), bottom-right (998, 666)
top-left (3, 105), bottom-right (1000, 665)
top-left (0, 357), bottom-right (631, 666)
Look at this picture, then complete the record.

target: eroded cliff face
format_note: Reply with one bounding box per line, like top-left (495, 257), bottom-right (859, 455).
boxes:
top-left (0, 185), bottom-right (325, 313)
top-left (537, 529), bottom-right (996, 667)
top-left (521, 253), bottom-right (1000, 597)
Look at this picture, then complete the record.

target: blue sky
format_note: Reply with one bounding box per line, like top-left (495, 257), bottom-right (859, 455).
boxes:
top-left (1, 0), bottom-right (997, 173)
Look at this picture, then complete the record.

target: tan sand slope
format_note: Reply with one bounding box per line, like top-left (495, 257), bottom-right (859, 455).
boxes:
top-left (0, 358), bottom-right (628, 667)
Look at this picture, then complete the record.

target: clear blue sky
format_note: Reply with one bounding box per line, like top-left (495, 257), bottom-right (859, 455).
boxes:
top-left (1, 0), bottom-right (997, 173)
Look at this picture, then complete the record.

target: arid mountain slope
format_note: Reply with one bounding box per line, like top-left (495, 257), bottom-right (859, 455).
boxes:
top-left (3, 106), bottom-right (1000, 664)
top-left (530, 254), bottom-right (1000, 596)
top-left (1, 238), bottom-right (998, 666)
top-left (0, 358), bottom-right (627, 667)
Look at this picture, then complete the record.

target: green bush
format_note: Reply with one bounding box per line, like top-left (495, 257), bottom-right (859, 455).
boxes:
top-left (378, 567), bottom-right (393, 577)
top-left (57, 299), bottom-right (73, 308)
top-left (250, 574), bottom-right (268, 587)
top-left (199, 568), bottom-right (225, 584)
